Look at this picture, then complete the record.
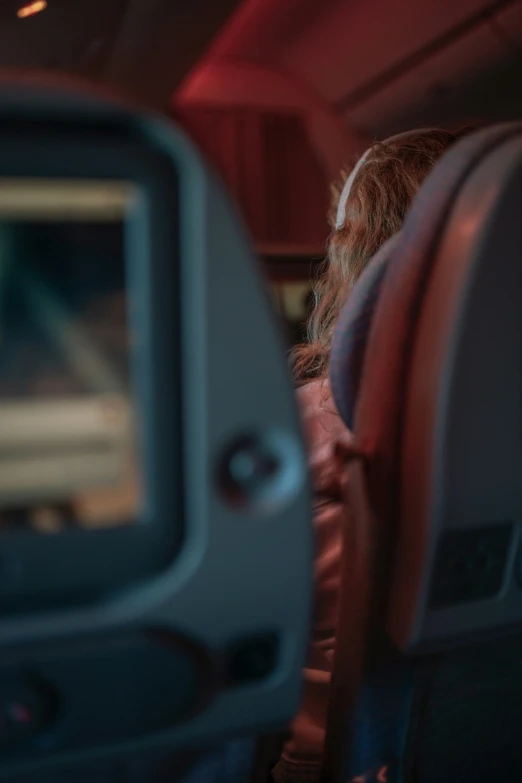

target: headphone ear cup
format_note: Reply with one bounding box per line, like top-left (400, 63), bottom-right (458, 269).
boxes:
top-left (330, 234), bottom-right (401, 429)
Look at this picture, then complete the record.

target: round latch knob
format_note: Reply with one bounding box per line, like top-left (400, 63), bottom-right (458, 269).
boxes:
top-left (218, 432), bottom-right (303, 513)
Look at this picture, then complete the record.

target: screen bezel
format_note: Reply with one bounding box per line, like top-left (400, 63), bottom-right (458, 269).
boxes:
top-left (0, 126), bottom-right (182, 612)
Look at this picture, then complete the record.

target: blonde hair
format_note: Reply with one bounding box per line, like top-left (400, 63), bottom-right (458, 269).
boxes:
top-left (292, 126), bottom-right (475, 382)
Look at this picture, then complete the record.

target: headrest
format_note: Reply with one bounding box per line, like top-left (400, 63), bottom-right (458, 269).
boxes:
top-left (329, 233), bottom-right (400, 429)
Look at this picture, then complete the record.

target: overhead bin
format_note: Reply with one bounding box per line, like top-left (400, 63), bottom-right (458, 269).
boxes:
top-left (344, 21), bottom-right (521, 136)
top-left (493, 0), bottom-right (522, 47)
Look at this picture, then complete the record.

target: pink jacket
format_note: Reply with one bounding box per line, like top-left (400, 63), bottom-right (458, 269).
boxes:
top-left (272, 379), bottom-right (352, 783)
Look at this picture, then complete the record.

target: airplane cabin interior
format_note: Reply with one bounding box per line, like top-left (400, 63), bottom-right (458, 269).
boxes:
top-left (0, 1), bottom-right (521, 782)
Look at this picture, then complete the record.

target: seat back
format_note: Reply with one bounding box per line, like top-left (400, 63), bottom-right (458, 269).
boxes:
top-left (0, 74), bottom-right (312, 783)
top-left (323, 123), bottom-right (522, 783)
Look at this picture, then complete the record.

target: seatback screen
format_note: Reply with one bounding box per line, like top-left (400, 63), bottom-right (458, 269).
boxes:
top-left (0, 179), bottom-right (141, 533)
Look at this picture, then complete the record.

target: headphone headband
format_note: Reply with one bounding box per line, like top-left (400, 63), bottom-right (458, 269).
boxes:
top-left (334, 128), bottom-right (439, 230)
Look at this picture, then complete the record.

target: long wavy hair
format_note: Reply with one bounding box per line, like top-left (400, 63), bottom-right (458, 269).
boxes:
top-left (291, 126), bottom-right (476, 382)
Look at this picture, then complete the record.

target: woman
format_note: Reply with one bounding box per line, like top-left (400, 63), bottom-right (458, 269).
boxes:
top-left (272, 127), bottom-right (475, 783)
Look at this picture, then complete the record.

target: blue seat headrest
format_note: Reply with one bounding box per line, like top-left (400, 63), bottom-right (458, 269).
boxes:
top-left (330, 233), bottom-right (401, 429)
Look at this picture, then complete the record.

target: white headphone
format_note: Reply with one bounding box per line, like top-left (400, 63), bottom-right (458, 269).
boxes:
top-left (335, 128), bottom-right (439, 230)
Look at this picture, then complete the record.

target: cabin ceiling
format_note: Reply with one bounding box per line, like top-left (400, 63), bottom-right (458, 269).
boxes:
top-left (193, 0), bottom-right (522, 136)
top-left (0, 0), bottom-right (242, 110)
top-left (1, 0), bottom-right (522, 133)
